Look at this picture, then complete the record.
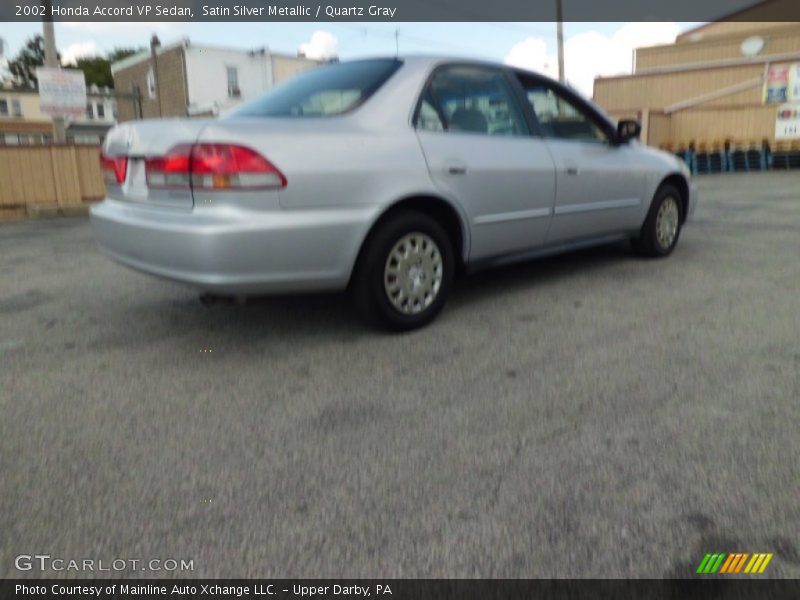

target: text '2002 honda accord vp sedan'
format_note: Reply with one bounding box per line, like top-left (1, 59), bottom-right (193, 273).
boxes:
top-left (91, 56), bottom-right (696, 331)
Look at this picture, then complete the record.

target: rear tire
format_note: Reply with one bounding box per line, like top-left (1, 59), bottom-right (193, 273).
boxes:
top-left (632, 184), bottom-right (684, 257)
top-left (352, 210), bottom-right (454, 332)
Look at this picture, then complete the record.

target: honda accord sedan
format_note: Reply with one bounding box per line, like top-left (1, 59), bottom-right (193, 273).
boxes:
top-left (91, 56), bottom-right (696, 331)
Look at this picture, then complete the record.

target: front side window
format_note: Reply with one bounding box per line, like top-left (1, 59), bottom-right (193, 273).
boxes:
top-left (520, 80), bottom-right (608, 143)
top-left (229, 59), bottom-right (401, 118)
top-left (419, 66), bottom-right (528, 137)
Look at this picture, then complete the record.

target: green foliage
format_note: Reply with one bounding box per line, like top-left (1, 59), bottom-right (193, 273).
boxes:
top-left (106, 47), bottom-right (142, 64)
top-left (70, 47), bottom-right (142, 89)
top-left (7, 35), bottom-right (51, 87)
top-left (4, 36), bottom-right (142, 89)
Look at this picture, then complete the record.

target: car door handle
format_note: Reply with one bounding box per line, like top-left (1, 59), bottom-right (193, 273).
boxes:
top-left (565, 167), bottom-right (580, 176)
top-left (447, 166), bottom-right (467, 175)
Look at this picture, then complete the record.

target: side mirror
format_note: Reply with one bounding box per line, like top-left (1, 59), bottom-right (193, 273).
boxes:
top-left (616, 119), bottom-right (642, 143)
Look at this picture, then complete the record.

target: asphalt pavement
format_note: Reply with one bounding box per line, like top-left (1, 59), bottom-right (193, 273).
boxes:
top-left (1, 172), bottom-right (799, 578)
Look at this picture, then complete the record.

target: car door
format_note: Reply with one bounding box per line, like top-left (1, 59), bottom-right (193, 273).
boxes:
top-left (414, 65), bottom-right (556, 261)
top-left (514, 73), bottom-right (647, 245)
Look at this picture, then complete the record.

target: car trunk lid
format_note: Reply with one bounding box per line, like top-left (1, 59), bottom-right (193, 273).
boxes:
top-left (103, 119), bottom-right (212, 209)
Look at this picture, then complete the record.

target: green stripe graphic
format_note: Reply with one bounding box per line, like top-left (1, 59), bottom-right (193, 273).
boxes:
top-left (705, 554), bottom-right (719, 574)
top-left (696, 554), bottom-right (712, 574)
top-left (709, 553), bottom-right (727, 573)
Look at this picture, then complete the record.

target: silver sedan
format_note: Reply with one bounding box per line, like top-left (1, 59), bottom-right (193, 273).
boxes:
top-left (91, 56), bottom-right (696, 330)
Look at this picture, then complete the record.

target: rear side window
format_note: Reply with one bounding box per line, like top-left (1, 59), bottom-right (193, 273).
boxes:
top-left (229, 59), bottom-right (401, 118)
top-left (417, 66), bottom-right (528, 137)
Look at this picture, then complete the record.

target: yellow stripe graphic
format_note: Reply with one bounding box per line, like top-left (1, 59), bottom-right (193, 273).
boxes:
top-left (744, 554), bottom-right (759, 573)
top-left (758, 554), bottom-right (773, 573)
top-left (750, 554), bottom-right (766, 573)
top-left (707, 552), bottom-right (772, 575)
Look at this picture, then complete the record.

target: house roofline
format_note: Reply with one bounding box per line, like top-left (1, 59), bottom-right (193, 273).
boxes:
top-left (111, 38), bottom-right (322, 75)
top-left (110, 39), bottom-right (188, 74)
top-left (676, 0), bottom-right (776, 40)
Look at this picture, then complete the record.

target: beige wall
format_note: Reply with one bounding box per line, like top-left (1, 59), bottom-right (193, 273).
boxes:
top-left (638, 24), bottom-right (800, 70)
top-left (1, 90), bottom-right (117, 123)
top-left (594, 19), bottom-right (800, 148)
top-left (668, 106), bottom-right (779, 146)
top-left (677, 0), bottom-right (798, 41)
top-left (0, 91), bottom-right (49, 120)
top-left (646, 112), bottom-right (673, 148)
top-left (0, 93), bottom-right (53, 143)
top-left (595, 63), bottom-right (767, 111)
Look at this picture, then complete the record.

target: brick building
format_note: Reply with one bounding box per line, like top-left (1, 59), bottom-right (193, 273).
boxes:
top-left (111, 37), bottom-right (321, 122)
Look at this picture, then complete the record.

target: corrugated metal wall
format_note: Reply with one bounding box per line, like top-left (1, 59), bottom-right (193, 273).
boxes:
top-left (638, 24), bottom-right (800, 70)
top-left (594, 64), bottom-right (766, 112)
top-left (593, 21), bottom-right (800, 150)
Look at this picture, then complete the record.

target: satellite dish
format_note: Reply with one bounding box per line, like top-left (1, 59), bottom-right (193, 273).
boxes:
top-left (741, 36), bottom-right (765, 57)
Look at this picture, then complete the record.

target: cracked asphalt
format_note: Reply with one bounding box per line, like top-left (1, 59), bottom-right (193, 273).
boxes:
top-left (1, 172), bottom-right (799, 578)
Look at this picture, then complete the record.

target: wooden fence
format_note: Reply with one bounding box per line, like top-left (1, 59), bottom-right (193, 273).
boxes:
top-left (0, 145), bottom-right (105, 220)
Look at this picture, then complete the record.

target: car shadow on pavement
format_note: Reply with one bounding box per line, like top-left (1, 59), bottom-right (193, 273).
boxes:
top-left (165, 240), bottom-right (636, 336)
top-left (449, 241), bottom-right (635, 310)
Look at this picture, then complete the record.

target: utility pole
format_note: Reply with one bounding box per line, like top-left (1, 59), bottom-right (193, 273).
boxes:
top-left (394, 29), bottom-right (399, 57)
top-left (150, 34), bottom-right (163, 117)
top-left (41, 0), bottom-right (66, 143)
top-left (556, 0), bottom-right (565, 84)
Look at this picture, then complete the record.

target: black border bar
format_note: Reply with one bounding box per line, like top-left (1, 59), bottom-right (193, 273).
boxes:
top-left (4, 579), bottom-right (800, 600)
top-left (4, 0), bottom-right (800, 22)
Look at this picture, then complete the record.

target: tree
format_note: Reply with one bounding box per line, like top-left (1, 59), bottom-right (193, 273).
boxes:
top-left (106, 47), bottom-right (141, 64)
top-left (7, 37), bottom-right (141, 89)
top-left (8, 35), bottom-right (53, 87)
top-left (70, 47), bottom-right (141, 89)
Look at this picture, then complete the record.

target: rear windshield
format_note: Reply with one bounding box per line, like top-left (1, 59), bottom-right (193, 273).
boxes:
top-left (228, 59), bottom-right (402, 118)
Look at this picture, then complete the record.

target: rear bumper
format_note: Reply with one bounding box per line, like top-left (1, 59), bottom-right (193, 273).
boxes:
top-left (90, 199), bottom-right (378, 294)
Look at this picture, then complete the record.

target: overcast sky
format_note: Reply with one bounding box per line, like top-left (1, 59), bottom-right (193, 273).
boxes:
top-left (0, 21), bottom-right (699, 96)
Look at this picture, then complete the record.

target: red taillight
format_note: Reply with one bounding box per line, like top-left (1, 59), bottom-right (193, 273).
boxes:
top-left (145, 143), bottom-right (286, 191)
top-left (100, 154), bottom-right (128, 185)
top-left (144, 144), bottom-right (193, 189)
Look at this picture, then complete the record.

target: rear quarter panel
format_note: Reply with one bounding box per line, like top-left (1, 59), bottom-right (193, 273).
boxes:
top-left (197, 117), bottom-right (470, 271)
top-left (198, 118), bottom-right (433, 211)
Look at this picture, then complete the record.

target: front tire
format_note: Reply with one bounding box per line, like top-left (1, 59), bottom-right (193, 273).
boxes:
top-left (632, 184), bottom-right (684, 257)
top-left (352, 210), bottom-right (454, 332)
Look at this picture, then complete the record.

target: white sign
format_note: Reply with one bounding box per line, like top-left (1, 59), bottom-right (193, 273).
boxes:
top-left (36, 67), bottom-right (86, 119)
top-left (775, 103), bottom-right (800, 140)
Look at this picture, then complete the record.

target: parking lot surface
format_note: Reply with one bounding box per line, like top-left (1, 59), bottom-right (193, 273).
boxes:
top-left (1, 172), bottom-right (799, 578)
